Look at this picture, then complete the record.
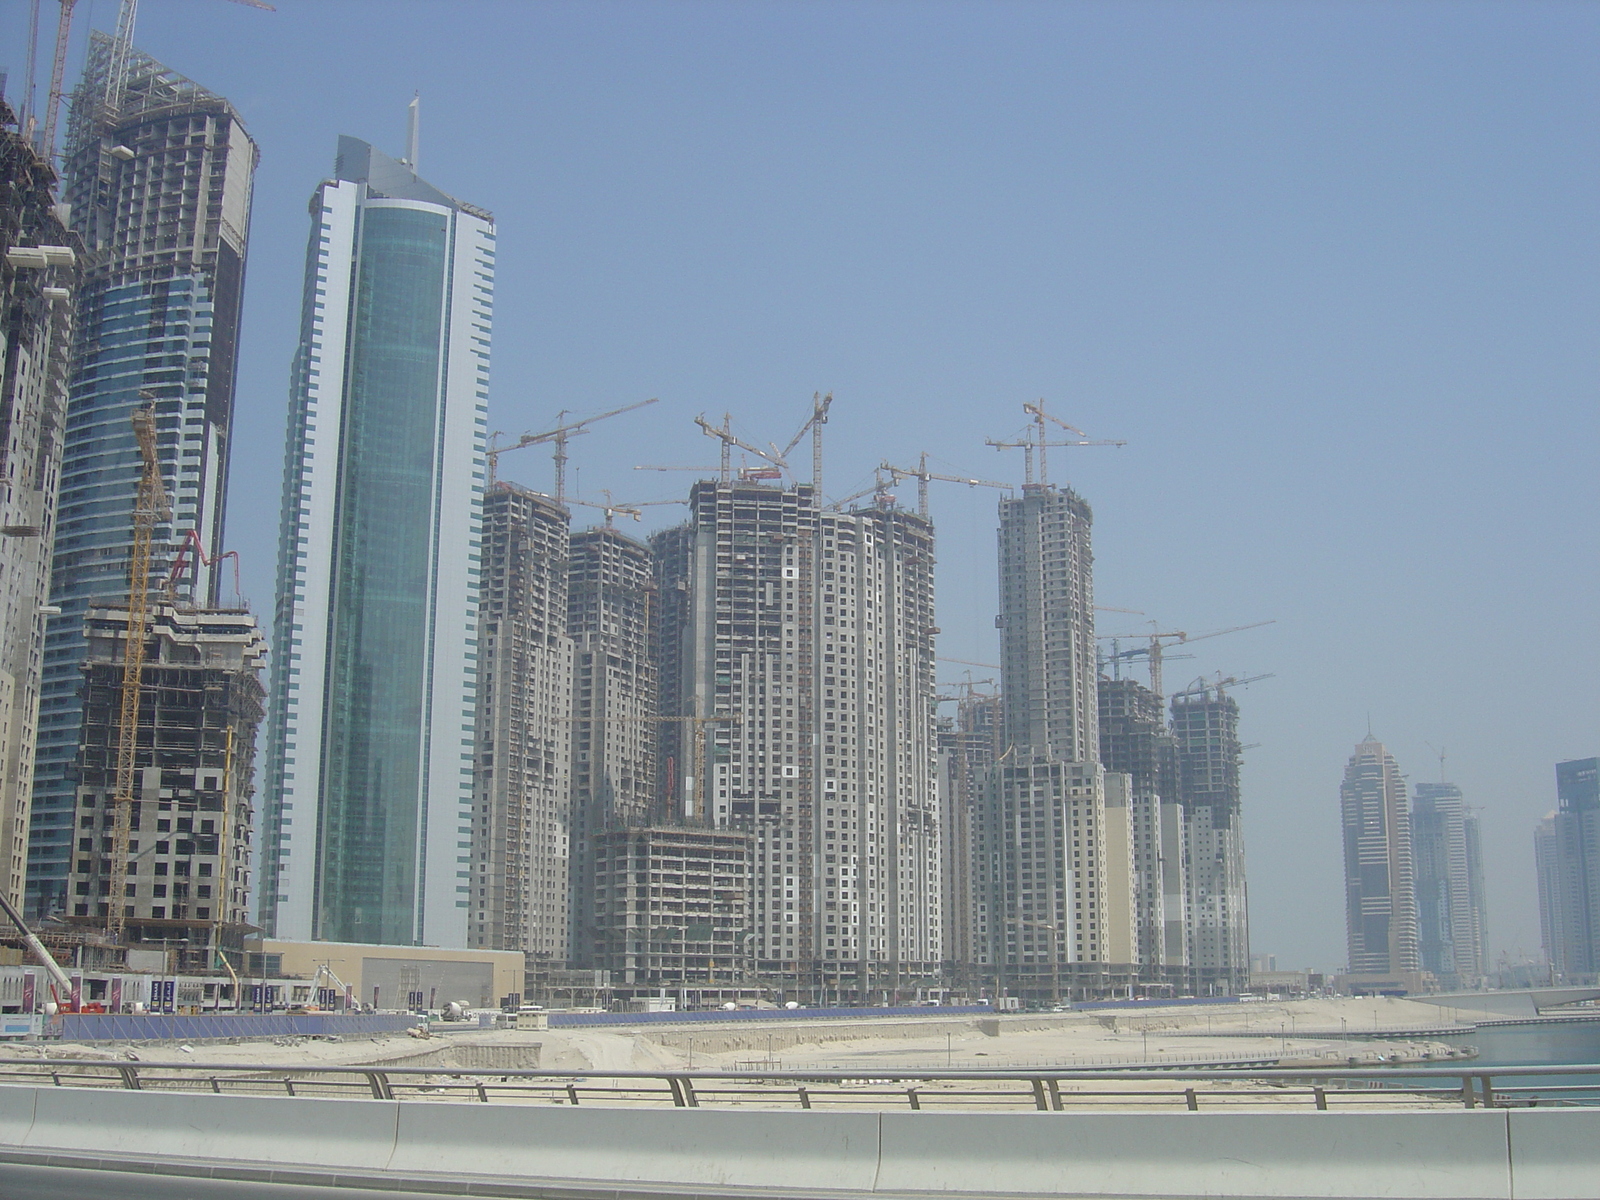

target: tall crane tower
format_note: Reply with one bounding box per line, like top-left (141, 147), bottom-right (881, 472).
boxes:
top-left (986, 399), bottom-right (1124, 486)
top-left (1099, 620), bottom-right (1275, 700)
top-left (878, 454), bottom-right (1012, 518)
top-left (487, 397), bottom-right (658, 498)
top-left (35, 0), bottom-right (274, 158)
top-left (108, 398), bottom-right (170, 938)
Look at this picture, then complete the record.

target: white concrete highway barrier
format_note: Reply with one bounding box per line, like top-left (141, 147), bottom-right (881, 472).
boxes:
top-left (0, 1083), bottom-right (1595, 1198)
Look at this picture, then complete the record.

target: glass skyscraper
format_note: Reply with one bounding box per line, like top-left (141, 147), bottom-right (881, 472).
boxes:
top-left (259, 136), bottom-right (491, 947)
top-left (28, 37), bottom-right (256, 915)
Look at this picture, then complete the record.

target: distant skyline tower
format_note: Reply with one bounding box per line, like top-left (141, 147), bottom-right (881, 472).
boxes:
top-left (1412, 780), bottom-right (1487, 988)
top-left (30, 37), bottom-right (257, 916)
top-left (259, 129), bottom-right (492, 946)
top-left (1340, 737), bottom-right (1420, 978)
top-left (1534, 758), bottom-right (1600, 981)
top-left (1170, 683), bottom-right (1250, 994)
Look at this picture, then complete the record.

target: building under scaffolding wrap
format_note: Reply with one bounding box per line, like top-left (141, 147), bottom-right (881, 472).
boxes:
top-left (652, 481), bottom-right (942, 1002)
top-left (65, 603), bottom-right (263, 971)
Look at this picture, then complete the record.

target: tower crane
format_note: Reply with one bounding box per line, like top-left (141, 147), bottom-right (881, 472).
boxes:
top-left (985, 399), bottom-right (1124, 486)
top-left (1171, 672), bottom-right (1275, 703)
top-left (878, 454), bottom-right (1012, 518)
top-left (1098, 619), bottom-right (1275, 700)
top-left (777, 392), bottom-right (830, 496)
top-left (37, 0), bottom-right (274, 159)
top-left (487, 397), bottom-right (658, 499)
top-left (109, 396), bottom-right (170, 939)
top-left (694, 413), bottom-right (788, 483)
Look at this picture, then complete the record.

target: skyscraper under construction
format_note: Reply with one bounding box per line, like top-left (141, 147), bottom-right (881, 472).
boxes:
top-left (1170, 681), bottom-right (1250, 994)
top-left (31, 36), bottom-right (257, 917)
top-left (651, 478), bottom-right (941, 1001)
top-left (978, 479), bottom-right (1138, 1001)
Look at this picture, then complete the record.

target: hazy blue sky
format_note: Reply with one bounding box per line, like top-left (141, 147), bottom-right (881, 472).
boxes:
top-left (7, 0), bottom-right (1596, 969)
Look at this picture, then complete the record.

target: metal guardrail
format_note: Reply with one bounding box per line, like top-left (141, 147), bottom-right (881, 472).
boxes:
top-left (0, 1060), bottom-right (1595, 1111)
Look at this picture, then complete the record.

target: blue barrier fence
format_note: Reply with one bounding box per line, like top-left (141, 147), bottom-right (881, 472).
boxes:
top-left (56, 1012), bottom-right (421, 1042)
top-left (549, 1005), bottom-right (993, 1028)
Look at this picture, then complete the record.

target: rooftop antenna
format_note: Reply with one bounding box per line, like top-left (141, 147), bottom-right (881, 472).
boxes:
top-left (404, 93), bottom-right (419, 172)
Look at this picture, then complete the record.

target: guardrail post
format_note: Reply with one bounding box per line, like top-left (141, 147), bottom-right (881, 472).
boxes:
top-left (681, 1077), bottom-right (698, 1107)
top-left (364, 1072), bottom-right (393, 1100)
top-left (1479, 1075), bottom-right (1494, 1108)
top-left (1184, 1088), bottom-right (1198, 1112)
top-left (906, 1088), bottom-right (921, 1110)
top-left (797, 1086), bottom-right (811, 1109)
top-left (1461, 1075), bottom-right (1475, 1108)
top-left (1313, 1087), bottom-right (1327, 1111)
top-left (567, 1083), bottom-right (581, 1105)
top-left (668, 1077), bottom-right (686, 1107)
top-left (284, 1079), bottom-right (297, 1097)
top-left (476, 1082), bottom-right (489, 1102)
top-left (1030, 1079), bottom-right (1049, 1111)
top-left (1046, 1079), bottom-right (1063, 1111)
top-left (115, 1065), bottom-right (140, 1090)
top-left (209, 1077), bottom-right (221, 1094)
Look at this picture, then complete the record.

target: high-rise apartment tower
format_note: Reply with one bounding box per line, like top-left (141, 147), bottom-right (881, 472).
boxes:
top-left (1339, 737), bottom-right (1419, 977)
top-left (1171, 683), bottom-right (1250, 993)
top-left (1411, 781), bottom-right (1487, 988)
top-left (1534, 759), bottom-right (1600, 981)
top-left (260, 135), bottom-right (491, 946)
top-left (978, 484), bottom-right (1137, 1001)
top-left (30, 38), bottom-right (256, 915)
top-left (469, 483), bottom-right (572, 960)
top-left (1099, 676), bottom-right (1187, 981)
top-left (567, 525), bottom-right (656, 967)
top-left (0, 100), bottom-right (77, 910)
top-left (653, 480), bottom-right (941, 1001)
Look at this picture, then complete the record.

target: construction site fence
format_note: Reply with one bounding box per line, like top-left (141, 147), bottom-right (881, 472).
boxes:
top-left (51, 1012), bottom-right (421, 1042)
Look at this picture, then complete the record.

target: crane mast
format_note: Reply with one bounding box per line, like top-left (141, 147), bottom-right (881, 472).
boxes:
top-left (108, 399), bottom-right (170, 938)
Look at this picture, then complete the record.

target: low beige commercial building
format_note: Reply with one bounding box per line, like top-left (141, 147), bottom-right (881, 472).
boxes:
top-left (253, 939), bottom-right (524, 1010)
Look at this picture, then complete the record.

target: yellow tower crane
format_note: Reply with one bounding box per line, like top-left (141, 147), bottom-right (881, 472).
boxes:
top-left (108, 397), bottom-right (170, 939)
